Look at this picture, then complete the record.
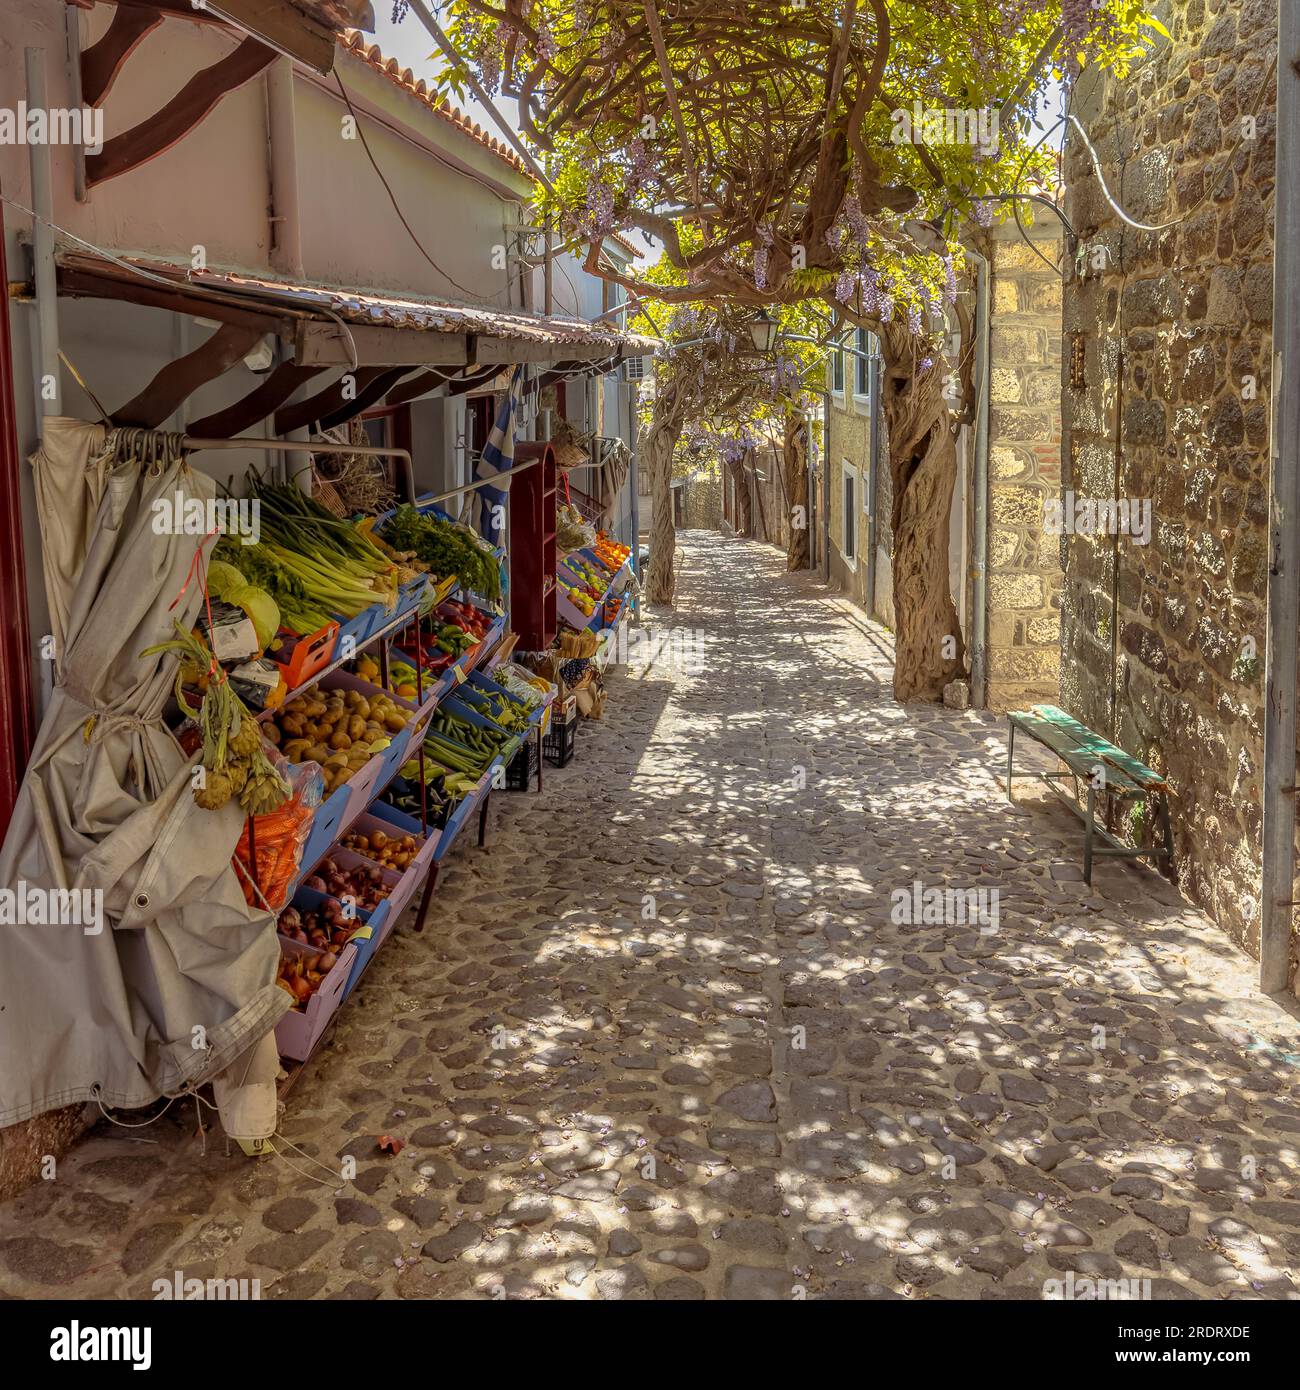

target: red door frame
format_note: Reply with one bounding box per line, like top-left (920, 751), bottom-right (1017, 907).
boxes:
top-left (0, 208), bottom-right (38, 835)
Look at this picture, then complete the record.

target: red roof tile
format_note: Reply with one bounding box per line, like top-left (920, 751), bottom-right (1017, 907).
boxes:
top-left (338, 30), bottom-right (529, 177)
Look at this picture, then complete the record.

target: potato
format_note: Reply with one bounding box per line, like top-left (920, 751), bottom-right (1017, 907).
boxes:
top-left (264, 723), bottom-right (281, 746)
top-left (347, 715), bottom-right (366, 740)
top-left (280, 714), bottom-right (305, 738)
top-left (307, 742), bottom-right (331, 764)
top-left (282, 738), bottom-right (312, 762)
top-left (352, 697), bottom-right (371, 720)
top-left (304, 699), bottom-right (327, 719)
top-left (384, 711), bottom-right (407, 733)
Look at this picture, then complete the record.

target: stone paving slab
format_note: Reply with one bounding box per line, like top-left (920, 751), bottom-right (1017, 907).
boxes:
top-left (0, 533), bottom-right (1298, 1301)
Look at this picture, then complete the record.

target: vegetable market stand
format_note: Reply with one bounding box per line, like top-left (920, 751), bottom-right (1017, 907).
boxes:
top-left (240, 491), bottom-right (616, 1089)
top-left (241, 538), bottom-right (540, 1090)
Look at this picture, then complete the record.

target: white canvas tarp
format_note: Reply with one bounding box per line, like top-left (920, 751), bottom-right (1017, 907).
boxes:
top-left (0, 418), bottom-right (287, 1130)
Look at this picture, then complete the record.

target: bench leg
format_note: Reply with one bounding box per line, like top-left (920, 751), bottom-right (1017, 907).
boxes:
top-left (1006, 720), bottom-right (1016, 801)
top-left (1083, 784), bottom-right (1095, 885)
top-left (1157, 795), bottom-right (1173, 867)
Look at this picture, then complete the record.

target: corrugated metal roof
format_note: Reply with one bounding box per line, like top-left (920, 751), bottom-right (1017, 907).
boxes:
top-left (57, 251), bottom-right (660, 356)
top-left (187, 265), bottom-right (658, 351)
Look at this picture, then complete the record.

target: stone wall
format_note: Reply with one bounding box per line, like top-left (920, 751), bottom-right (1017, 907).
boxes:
top-left (984, 220), bottom-right (1066, 712)
top-left (826, 401), bottom-right (873, 612)
top-left (683, 470), bottom-right (722, 532)
top-left (1059, 0), bottom-right (1276, 957)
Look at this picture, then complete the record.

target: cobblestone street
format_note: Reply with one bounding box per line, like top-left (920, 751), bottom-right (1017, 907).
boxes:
top-left (2, 533), bottom-right (1299, 1301)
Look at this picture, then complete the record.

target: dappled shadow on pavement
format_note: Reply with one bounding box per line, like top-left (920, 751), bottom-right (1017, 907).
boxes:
top-left (0, 532), bottom-right (1297, 1300)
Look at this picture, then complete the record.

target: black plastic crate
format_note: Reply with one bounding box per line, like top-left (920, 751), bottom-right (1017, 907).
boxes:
top-left (543, 712), bottom-right (577, 768)
top-left (504, 736), bottom-right (539, 791)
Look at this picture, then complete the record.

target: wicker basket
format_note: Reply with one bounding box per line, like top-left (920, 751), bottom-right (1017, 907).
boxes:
top-left (558, 627), bottom-right (599, 660)
top-left (550, 418), bottom-right (590, 471)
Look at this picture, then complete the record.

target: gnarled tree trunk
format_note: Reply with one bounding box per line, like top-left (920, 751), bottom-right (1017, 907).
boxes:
top-left (727, 453), bottom-right (753, 537)
top-left (783, 406), bottom-right (810, 570)
top-left (878, 330), bottom-right (965, 702)
top-left (645, 378), bottom-right (684, 605)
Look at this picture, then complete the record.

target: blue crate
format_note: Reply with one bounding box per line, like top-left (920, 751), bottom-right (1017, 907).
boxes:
top-left (439, 690), bottom-right (521, 767)
top-left (290, 884), bottom-right (389, 996)
top-left (331, 601), bottom-right (387, 664)
top-left (431, 770), bottom-right (490, 862)
top-left (295, 782), bottom-right (351, 886)
top-left (465, 669), bottom-right (547, 729)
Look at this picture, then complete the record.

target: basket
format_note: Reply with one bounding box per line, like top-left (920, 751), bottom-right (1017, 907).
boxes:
top-left (558, 627), bottom-right (600, 660)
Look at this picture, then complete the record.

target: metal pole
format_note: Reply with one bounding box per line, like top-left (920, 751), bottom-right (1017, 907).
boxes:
top-left (1261, 0), bottom-right (1299, 995)
top-left (180, 432), bottom-right (620, 509)
top-left (63, 7), bottom-right (87, 204)
top-left (865, 355), bottom-right (881, 617)
top-left (968, 247), bottom-right (993, 708)
top-left (266, 57), bottom-right (304, 279)
top-left (25, 49), bottom-right (60, 419)
top-left (182, 436), bottom-right (417, 501)
top-left (628, 379), bottom-right (641, 588)
top-left (821, 387), bottom-right (831, 583)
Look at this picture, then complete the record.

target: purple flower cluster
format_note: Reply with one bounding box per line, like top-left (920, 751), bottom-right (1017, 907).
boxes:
top-left (625, 138), bottom-right (653, 189)
top-left (582, 181), bottom-right (615, 237)
top-left (971, 198), bottom-right (995, 228)
top-left (533, 17), bottom-right (558, 62)
top-left (718, 427), bottom-right (758, 465)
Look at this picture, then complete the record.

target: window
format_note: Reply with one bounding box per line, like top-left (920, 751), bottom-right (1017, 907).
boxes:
top-left (832, 345), bottom-right (845, 394)
top-left (855, 328), bottom-right (871, 397)
top-left (841, 460), bottom-right (858, 566)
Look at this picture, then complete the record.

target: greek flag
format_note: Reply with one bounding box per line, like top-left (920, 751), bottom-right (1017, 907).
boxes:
top-left (472, 366), bottom-right (525, 547)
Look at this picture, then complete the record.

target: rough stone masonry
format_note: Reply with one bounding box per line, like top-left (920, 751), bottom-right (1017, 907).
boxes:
top-left (1059, 0), bottom-right (1278, 962)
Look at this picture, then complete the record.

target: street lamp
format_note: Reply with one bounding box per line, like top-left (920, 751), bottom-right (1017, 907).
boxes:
top-left (748, 308), bottom-right (778, 354)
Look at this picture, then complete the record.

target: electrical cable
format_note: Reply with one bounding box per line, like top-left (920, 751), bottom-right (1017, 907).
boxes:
top-left (0, 191), bottom-right (363, 374)
top-left (1063, 50), bottom-right (1276, 236)
top-left (333, 70), bottom-right (484, 301)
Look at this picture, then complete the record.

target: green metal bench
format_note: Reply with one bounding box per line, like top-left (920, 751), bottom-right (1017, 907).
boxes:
top-left (1006, 703), bottom-right (1172, 885)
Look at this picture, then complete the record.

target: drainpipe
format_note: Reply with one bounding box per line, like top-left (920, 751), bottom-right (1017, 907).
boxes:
top-left (266, 57), bottom-right (304, 278)
top-left (865, 355), bottom-right (882, 617)
top-left (25, 49), bottom-right (59, 421)
top-left (967, 245), bottom-right (993, 708)
top-left (628, 380), bottom-right (641, 607)
top-left (0, 200), bottom-right (38, 829)
top-left (821, 387), bottom-right (831, 582)
top-left (1261, 0), bottom-right (1299, 994)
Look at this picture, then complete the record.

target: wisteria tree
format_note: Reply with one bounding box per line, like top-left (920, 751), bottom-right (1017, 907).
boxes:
top-left (629, 285), bottom-right (826, 576)
top-left (428, 0), bottom-right (1163, 699)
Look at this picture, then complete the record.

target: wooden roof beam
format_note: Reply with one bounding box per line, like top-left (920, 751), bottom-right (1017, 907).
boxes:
top-left (81, 5), bottom-right (163, 108)
top-left (316, 367), bottom-right (412, 430)
top-left (274, 366), bottom-right (391, 434)
top-left (86, 35), bottom-right (277, 188)
top-left (189, 359), bottom-right (326, 436)
top-left (113, 322), bottom-right (265, 427)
